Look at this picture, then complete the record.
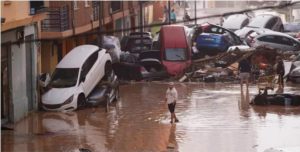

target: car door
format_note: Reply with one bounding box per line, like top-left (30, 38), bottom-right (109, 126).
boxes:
top-left (80, 51), bottom-right (99, 96)
top-left (257, 35), bottom-right (279, 48)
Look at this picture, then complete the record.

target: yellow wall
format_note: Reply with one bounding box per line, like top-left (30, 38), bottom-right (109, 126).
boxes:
top-left (1, 1), bottom-right (30, 23)
top-left (41, 42), bottom-right (58, 74)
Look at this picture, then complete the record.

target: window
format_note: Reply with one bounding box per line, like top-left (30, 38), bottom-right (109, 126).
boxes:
top-left (204, 26), bottom-right (224, 34)
top-left (278, 36), bottom-right (294, 46)
top-left (73, 1), bottom-right (78, 10)
top-left (80, 51), bottom-right (99, 79)
top-left (84, 0), bottom-right (90, 7)
top-left (111, 1), bottom-right (122, 13)
top-left (265, 17), bottom-right (277, 29)
top-left (29, 1), bottom-right (44, 15)
top-left (165, 48), bottom-right (187, 61)
top-left (258, 35), bottom-right (276, 43)
top-left (50, 68), bottom-right (79, 88)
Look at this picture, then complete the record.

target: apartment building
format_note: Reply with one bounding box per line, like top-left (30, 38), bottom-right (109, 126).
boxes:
top-left (40, 1), bottom-right (150, 74)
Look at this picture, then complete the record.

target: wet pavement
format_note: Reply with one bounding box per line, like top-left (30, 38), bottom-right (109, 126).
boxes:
top-left (2, 82), bottom-right (300, 152)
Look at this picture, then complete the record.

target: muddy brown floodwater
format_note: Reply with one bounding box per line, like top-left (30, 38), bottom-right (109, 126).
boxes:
top-left (2, 82), bottom-right (300, 152)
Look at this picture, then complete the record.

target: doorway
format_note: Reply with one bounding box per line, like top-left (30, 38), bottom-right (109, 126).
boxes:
top-left (1, 44), bottom-right (12, 124)
top-left (25, 35), bottom-right (35, 111)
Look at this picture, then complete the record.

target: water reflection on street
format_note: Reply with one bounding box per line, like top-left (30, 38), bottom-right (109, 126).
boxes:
top-left (2, 82), bottom-right (300, 152)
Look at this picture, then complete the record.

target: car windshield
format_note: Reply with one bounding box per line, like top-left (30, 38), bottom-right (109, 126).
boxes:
top-left (50, 68), bottom-right (79, 88)
top-left (132, 39), bottom-right (152, 44)
top-left (248, 16), bottom-right (271, 28)
top-left (165, 48), bottom-right (187, 61)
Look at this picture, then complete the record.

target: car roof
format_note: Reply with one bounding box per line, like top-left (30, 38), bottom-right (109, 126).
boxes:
top-left (57, 45), bottom-right (100, 68)
top-left (248, 14), bottom-right (277, 28)
top-left (223, 14), bottom-right (249, 29)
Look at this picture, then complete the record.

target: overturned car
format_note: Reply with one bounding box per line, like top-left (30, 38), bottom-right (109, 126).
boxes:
top-left (41, 45), bottom-right (118, 111)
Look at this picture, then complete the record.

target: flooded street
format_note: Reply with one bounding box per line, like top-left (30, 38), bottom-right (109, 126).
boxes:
top-left (2, 82), bottom-right (300, 152)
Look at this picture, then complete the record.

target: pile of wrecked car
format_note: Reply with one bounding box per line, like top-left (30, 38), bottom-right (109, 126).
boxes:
top-left (39, 12), bottom-right (300, 111)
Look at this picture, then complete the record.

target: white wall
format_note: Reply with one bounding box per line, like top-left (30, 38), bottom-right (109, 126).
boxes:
top-left (1, 24), bottom-right (38, 122)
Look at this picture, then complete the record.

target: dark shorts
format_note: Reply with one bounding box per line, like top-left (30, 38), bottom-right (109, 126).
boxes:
top-left (168, 102), bottom-right (176, 113)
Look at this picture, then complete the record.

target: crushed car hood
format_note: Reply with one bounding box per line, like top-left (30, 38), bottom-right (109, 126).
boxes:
top-left (42, 87), bottom-right (76, 105)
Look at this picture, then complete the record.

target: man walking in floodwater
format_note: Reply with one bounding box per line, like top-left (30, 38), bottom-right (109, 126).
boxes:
top-left (165, 82), bottom-right (179, 123)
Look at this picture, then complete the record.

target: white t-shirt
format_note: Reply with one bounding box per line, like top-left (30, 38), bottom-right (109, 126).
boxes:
top-left (166, 88), bottom-right (178, 104)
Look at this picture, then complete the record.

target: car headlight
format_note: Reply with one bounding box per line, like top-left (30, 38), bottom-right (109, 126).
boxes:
top-left (63, 95), bottom-right (74, 105)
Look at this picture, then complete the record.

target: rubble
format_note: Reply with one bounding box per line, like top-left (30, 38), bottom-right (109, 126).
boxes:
top-left (179, 46), bottom-right (299, 82)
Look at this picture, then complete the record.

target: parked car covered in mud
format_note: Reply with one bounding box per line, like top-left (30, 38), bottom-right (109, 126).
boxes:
top-left (42, 45), bottom-right (113, 111)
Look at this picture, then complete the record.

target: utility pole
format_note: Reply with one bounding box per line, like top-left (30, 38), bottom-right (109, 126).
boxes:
top-left (139, 1), bottom-right (144, 49)
top-left (168, 0), bottom-right (171, 25)
top-left (139, 1), bottom-right (143, 33)
top-left (194, 1), bottom-right (197, 25)
top-left (98, 1), bottom-right (103, 47)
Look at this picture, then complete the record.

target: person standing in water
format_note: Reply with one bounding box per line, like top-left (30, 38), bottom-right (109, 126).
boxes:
top-left (276, 56), bottom-right (285, 89)
top-left (238, 57), bottom-right (252, 104)
top-left (165, 82), bottom-right (179, 123)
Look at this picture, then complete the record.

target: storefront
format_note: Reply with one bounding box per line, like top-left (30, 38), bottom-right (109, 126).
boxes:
top-left (1, 25), bottom-right (39, 123)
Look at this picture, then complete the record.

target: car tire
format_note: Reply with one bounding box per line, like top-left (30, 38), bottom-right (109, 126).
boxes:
top-left (77, 93), bottom-right (86, 109)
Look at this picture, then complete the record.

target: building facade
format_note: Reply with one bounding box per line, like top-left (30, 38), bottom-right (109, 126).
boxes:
top-left (40, 1), bottom-right (149, 74)
top-left (1, 1), bottom-right (46, 123)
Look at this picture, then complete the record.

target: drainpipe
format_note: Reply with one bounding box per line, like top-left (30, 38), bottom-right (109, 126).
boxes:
top-left (71, 2), bottom-right (75, 36)
top-left (98, 1), bottom-right (103, 47)
top-left (194, 0), bottom-right (197, 25)
top-left (122, 2), bottom-right (125, 36)
top-left (139, 1), bottom-right (143, 49)
top-left (168, 0), bottom-right (171, 25)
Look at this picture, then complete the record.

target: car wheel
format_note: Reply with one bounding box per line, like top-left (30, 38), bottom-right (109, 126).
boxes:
top-left (77, 94), bottom-right (86, 109)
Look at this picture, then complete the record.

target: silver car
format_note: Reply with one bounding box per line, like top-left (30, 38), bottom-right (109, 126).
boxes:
top-left (222, 14), bottom-right (250, 32)
top-left (289, 55), bottom-right (300, 83)
top-left (235, 14), bottom-right (284, 39)
top-left (248, 31), bottom-right (300, 52)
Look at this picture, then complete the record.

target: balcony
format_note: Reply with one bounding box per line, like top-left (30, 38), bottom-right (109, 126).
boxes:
top-left (41, 5), bottom-right (70, 32)
top-left (92, 1), bottom-right (100, 21)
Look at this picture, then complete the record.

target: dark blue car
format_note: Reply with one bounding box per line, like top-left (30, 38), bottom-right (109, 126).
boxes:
top-left (192, 23), bottom-right (243, 59)
top-left (196, 33), bottom-right (230, 55)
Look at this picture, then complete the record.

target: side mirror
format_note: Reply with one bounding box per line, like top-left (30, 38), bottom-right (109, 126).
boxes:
top-left (39, 73), bottom-right (51, 87)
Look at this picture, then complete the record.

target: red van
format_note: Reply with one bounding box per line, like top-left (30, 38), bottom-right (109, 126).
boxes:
top-left (160, 25), bottom-right (191, 76)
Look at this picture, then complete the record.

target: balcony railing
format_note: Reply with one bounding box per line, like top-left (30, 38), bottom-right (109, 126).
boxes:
top-left (92, 1), bottom-right (100, 21)
top-left (41, 5), bottom-right (70, 32)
